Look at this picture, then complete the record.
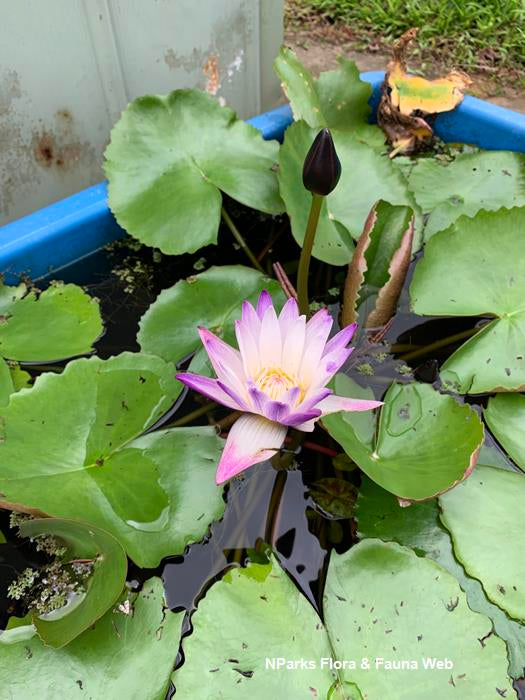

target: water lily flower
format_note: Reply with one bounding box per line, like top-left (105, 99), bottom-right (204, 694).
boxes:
top-left (176, 291), bottom-right (382, 485)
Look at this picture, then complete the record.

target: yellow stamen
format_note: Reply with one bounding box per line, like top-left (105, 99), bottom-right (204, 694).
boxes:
top-left (255, 367), bottom-right (303, 402)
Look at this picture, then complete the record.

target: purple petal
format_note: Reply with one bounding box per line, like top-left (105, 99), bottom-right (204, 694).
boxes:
top-left (247, 382), bottom-right (268, 414)
top-left (176, 372), bottom-right (244, 410)
top-left (323, 323), bottom-right (357, 356)
top-left (246, 383), bottom-right (290, 421)
top-left (280, 385), bottom-right (302, 407)
top-left (198, 327), bottom-right (247, 400)
top-left (263, 400), bottom-right (290, 422)
top-left (256, 290), bottom-right (273, 319)
top-left (296, 387), bottom-right (332, 412)
top-left (215, 414), bottom-right (287, 484)
top-left (281, 408), bottom-right (322, 427)
top-left (317, 395), bottom-right (383, 416)
top-left (216, 380), bottom-right (249, 410)
top-left (242, 300), bottom-right (260, 331)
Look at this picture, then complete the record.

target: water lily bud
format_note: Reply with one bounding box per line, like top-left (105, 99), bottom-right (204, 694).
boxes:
top-left (302, 128), bottom-right (341, 196)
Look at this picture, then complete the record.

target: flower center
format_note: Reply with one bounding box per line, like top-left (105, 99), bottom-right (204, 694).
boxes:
top-left (255, 366), bottom-right (300, 402)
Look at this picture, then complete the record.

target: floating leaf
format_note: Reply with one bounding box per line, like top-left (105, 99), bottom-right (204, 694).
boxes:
top-left (105, 90), bottom-right (283, 255)
top-left (0, 578), bottom-right (183, 699)
top-left (0, 353), bottom-right (225, 567)
top-left (0, 358), bottom-right (13, 407)
top-left (138, 265), bottom-right (285, 375)
top-left (274, 47), bottom-right (372, 129)
top-left (410, 207), bottom-right (525, 393)
top-left (408, 151), bottom-right (525, 239)
top-left (173, 545), bottom-right (511, 697)
top-left (0, 282), bottom-right (102, 362)
top-left (279, 121), bottom-right (418, 265)
top-left (326, 540), bottom-right (511, 697)
top-left (323, 375), bottom-right (483, 500)
top-left (357, 475), bottom-right (525, 678)
top-left (441, 465), bottom-right (525, 624)
top-left (342, 200), bottom-right (414, 327)
top-left (0, 359), bottom-right (32, 407)
top-left (309, 478), bottom-right (357, 519)
top-left (0, 614), bottom-right (36, 645)
top-left (19, 518), bottom-right (127, 648)
top-left (485, 394), bottom-right (525, 469)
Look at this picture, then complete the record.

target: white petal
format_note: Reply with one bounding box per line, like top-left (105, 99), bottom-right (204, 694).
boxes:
top-left (317, 395), bottom-right (383, 416)
top-left (235, 319), bottom-right (260, 378)
top-left (281, 316), bottom-right (306, 375)
top-left (299, 309), bottom-right (333, 386)
top-left (259, 305), bottom-right (282, 366)
top-left (215, 414), bottom-right (287, 484)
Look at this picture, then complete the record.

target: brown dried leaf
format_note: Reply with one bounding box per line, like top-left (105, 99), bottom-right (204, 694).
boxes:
top-left (342, 201), bottom-right (414, 329)
top-left (366, 214), bottom-right (414, 328)
top-left (341, 206), bottom-right (377, 327)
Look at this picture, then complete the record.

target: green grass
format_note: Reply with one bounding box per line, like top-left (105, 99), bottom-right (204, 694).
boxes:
top-left (301, 0), bottom-right (525, 70)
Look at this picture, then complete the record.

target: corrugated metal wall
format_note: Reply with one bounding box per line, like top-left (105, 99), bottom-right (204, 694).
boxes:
top-left (0, 0), bottom-right (283, 224)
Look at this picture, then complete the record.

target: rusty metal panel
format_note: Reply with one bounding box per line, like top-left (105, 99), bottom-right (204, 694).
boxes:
top-left (0, 0), bottom-right (283, 225)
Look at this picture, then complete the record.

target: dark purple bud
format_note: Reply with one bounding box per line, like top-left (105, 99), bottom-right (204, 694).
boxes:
top-left (302, 128), bottom-right (341, 196)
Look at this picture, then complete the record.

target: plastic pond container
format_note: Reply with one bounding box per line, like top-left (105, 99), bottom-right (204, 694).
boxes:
top-left (1, 70), bottom-right (525, 284)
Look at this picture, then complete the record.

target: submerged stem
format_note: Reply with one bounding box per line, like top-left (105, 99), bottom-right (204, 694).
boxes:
top-left (399, 326), bottom-right (482, 362)
top-left (221, 206), bottom-right (265, 274)
top-left (169, 401), bottom-right (217, 427)
top-left (297, 193), bottom-right (324, 316)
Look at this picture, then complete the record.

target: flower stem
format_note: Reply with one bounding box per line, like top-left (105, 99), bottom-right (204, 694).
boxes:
top-left (264, 470), bottom-right (287, 547)
top-left (297, 193), bottom-right (323, 315)
top-left (221, 206), bottom-right (265, 274)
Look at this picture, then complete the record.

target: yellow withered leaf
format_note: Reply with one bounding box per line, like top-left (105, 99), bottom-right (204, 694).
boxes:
top-left (377, 28), bottom-right (471, 155)
top-left (388, 64), bottom-right (471, 116)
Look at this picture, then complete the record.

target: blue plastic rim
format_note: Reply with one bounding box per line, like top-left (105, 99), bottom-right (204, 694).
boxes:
top-left (2, 70), bottom-right (525, 284)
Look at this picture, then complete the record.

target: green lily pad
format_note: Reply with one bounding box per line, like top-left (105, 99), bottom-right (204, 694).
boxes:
top-left (0, 359), bottom-right (32, 407)
top-left (0, 282), bottom-right (102, 362)
top-left (357, 475), bottom-right (525, 678)
top-left (19, 518), bottom-right (127, 648)
top-left (0, 614), bottom-right (36, 644)
top-left (0, 577), bottom-right (184, 699)
top-left (410, 207), bottom-right (525, 393)
top-left (323, 375), bottom-right (483, 501)
top-left (485, 394), bottom-right (525, 469)
top-left (274, 47), bottom-right (372, 129)
top-left (279, 121), bottom-right (418, 265)
top-left (408, 150), bottom-right (525, 239)
top-left (326, 540), bottom-right (512, 697)
top-left (0, 358), bottom-right (13, 407)
top-left (105, 90), bottom-right (283, 255)
top-left (138, 265), bottom-right (285, 375)
top-left (173, 545), bottom-right (512, 698)
top-left (174, 555), bottom-right (338, 698)
top-left (440, 465), bottom-right (525, 623)
top-left (0, 353), bottom-right (225, 567)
